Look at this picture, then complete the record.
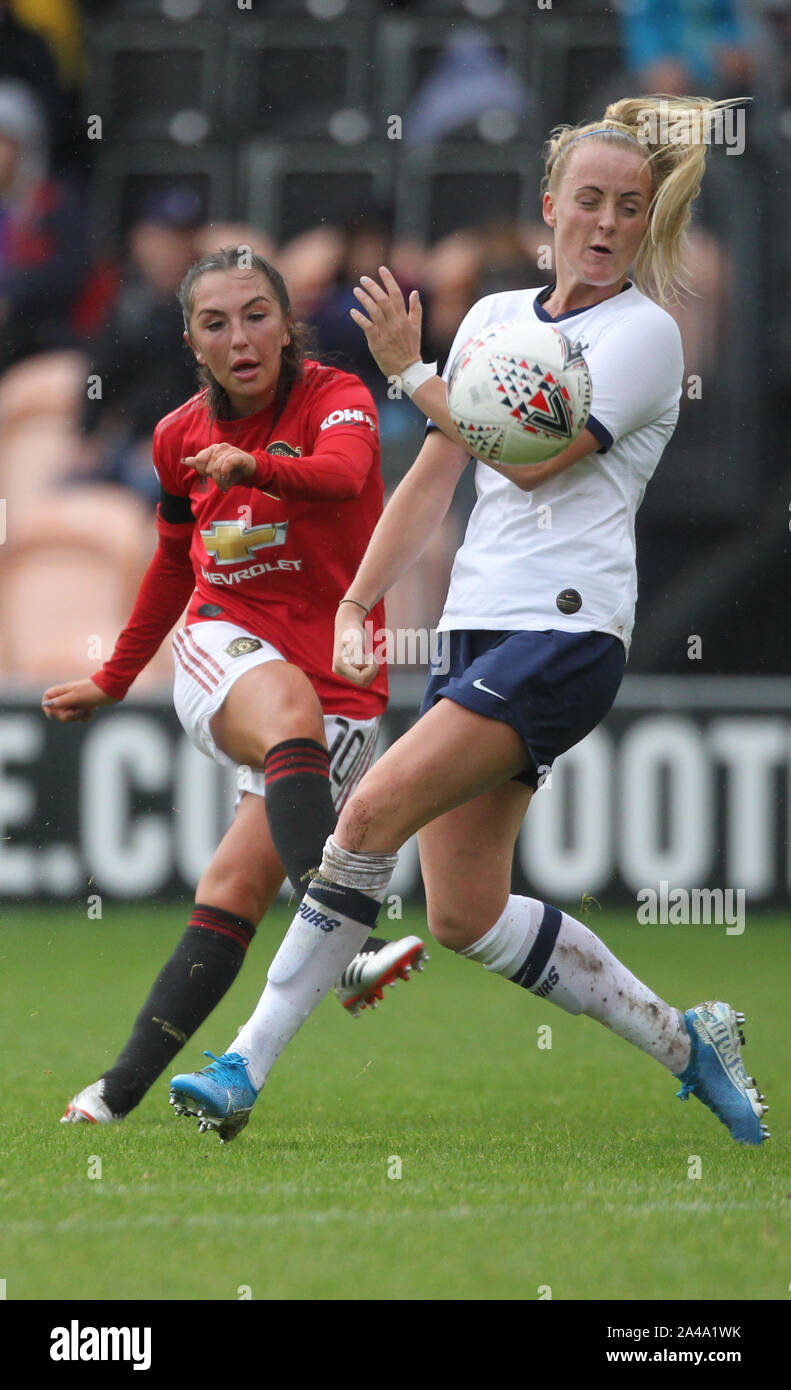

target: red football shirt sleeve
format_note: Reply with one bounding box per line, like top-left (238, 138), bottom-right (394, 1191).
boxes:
top-left (249, 376), bottom-right (380, 500)
top-left (249, 429), bottom-right (377, 500)
top-left (91, 507), bottom-right (195, 701)
top-left (150, 417), bottom-right (190, 497)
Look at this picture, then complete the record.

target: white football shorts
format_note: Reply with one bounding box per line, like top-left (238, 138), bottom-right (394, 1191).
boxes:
top-left (172, 621), bottom-right (379, 810)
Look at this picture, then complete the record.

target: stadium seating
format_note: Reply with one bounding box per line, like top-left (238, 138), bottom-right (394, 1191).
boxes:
top-left (0, 353), bottom-right (88, 521)
top-left (89, 142), bottom-right (235, 245)
top-left (242, 140), bottom-right (396, 243)
top-left (223, 18), bottom-right (374, 140)
top-left (86, 19), bottom-right (228, 142)
top-left (0, 487), bottom-right (163, 688)
top-left (395, 143), bottom-right (536, 241)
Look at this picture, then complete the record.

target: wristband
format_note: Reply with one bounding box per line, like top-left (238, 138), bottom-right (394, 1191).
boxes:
top-left (400, 360), bottom-right (438, 399)
top-left (338, 597), bottom-right (370, 616)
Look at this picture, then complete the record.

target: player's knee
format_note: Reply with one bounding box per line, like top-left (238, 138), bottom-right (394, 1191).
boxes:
top-left (334, 776), bottom-right (389, 853)
top-left (197, 867), bottom-right (268, 925)
top-left (267, 698), bottom-right (325, 748)
top-left (218, 664), bottom-right (325, 763)
top-left (425, 901), bottom-right (475, 951)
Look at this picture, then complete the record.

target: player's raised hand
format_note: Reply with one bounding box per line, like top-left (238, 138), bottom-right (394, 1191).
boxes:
top-left (182, 443), bottom-right (257, 492)
top-left (42, 679), bottom-right (117, 723)
top-left (350, 265), bottom-right (423, 382)
top-left (333, 610), bottom-right (378, 688)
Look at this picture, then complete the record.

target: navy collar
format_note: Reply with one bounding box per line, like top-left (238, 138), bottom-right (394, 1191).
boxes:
top-left (534, 281), bottom-right (632, 323)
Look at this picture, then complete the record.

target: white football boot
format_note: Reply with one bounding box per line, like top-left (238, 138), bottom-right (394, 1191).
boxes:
top-left (334, 935), bottom-right (428, 1017)
top-left (61, 1079), bottom-right (122, 1125)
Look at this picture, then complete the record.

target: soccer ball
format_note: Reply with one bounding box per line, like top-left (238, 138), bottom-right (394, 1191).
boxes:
top-left (447, 321), bottom-right (592, 466)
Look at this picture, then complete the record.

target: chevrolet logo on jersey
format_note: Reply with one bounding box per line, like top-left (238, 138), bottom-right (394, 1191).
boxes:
top-left (201, 519), bottom-right (288, 564)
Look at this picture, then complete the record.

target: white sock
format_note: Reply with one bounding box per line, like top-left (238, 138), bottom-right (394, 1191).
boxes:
top-left (232, 836), bottom-right (398, 1088)
top-left (459, 895), bottom-right (690, 1073)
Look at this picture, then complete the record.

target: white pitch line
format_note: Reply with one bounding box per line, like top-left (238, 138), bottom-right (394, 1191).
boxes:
top-left (0, 1198), bottom-right (770, 1237)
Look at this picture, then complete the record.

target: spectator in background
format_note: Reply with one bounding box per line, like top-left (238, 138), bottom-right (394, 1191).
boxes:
top-left (74, 187), bottom-right (205, 505)
top-left (276, 225), bottom-right (345, 320)
top-left (589, 1), bottom-right (756, 381)
top-left (308, 213), bottom-right (436, 448)
top-left (751, 0), bottom-right (791, 131)
top-left (8, 0), bottom-right (85, 93)
top-left (194, 221), bottom-right (277, 265)
top-left (309, 216), bottom-right (397, 406)
top-left (420, 222), bottom-right (545, 366)
top-left (621, 0), bottom-right (756, 96)
top-left (405, 26), bottom-right (535, 144)
top-left (0, 0), bottom-right (86, 177)
top-left (0, 0), bottom-right (66, 145)
top-left (0, 78), bottom-right (87, 372)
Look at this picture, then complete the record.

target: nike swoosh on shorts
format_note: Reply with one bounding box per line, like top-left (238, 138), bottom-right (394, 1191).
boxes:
top-left (472, 677), bottom-right (506, 701)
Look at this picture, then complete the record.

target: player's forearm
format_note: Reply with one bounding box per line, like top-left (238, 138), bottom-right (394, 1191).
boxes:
top-left (405, 374), bottom-right (467, 449)
top-left (249, 442), bottom-right (373, 501)
top-left (407, 375), bottom-right (598, 488)
top-left (343, 434), bottom-right (468, 609)
top-left (93, 523), bottom-right (195, 700)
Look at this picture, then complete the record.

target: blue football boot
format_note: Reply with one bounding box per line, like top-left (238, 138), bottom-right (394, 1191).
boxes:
top-left (169, 1051), bottom-right (258, 1143)
top-left (674, 1002), bottom-right (769, 1145)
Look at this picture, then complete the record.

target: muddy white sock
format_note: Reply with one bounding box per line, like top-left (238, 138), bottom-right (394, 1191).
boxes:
top-left (232, 836), bottom-right (398, 1087)
top-left (459, 894), bottom-right (690, 1073)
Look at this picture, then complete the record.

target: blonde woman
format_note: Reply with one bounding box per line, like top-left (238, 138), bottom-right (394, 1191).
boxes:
top-left (171, 98), bottom-right (768, 1147)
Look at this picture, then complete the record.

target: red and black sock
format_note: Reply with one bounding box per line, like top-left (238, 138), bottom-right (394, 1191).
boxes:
top-left (263, 738), bottom-right (337, 893)
top-left (100, 904), bottom-right (255, 1116)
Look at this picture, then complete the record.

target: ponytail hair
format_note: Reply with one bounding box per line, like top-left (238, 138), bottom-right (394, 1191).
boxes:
top-left (178, 246), bottom-right (315, 420)
top-left (542, 96), bottom-right (748, 303)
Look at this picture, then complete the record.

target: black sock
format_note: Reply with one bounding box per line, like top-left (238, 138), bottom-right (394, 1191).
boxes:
top-left (263, 738), bottom-right (383, 958)
top-left (100, 904), bottom-right (255, 1116)
top-left (263, 738), bottom-right (337, 892)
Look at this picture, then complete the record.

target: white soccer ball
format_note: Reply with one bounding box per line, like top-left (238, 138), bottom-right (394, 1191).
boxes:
top-left (447, 320), bottom-right (592, 465)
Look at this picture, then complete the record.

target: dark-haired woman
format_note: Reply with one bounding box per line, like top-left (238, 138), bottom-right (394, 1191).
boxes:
top-left (44, 249), bottom-right (425, 1126)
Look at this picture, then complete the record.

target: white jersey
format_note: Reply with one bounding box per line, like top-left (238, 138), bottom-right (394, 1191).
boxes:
top-left (435, 283), bottom-right (683, 653)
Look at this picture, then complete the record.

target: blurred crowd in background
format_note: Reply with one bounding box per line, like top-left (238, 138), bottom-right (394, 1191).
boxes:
top-left (0, 0), bottom-right (789, 688)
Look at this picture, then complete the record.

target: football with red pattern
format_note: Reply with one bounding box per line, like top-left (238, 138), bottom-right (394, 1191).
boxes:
top-left (448, 320), bottom-right (592, 465)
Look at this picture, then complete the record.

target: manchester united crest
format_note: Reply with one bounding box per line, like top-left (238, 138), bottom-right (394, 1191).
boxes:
top-left (225, 636), bottom-right (264, 658)
top-left (267, 441), bottom-right (302, 457)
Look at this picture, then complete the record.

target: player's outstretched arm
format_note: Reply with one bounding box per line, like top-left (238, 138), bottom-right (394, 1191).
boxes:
top-left (42, 513), bottom-right (196, 714)
top-left (42, 679), bottom-right (117, 722)
top-left (350, 265), bottom-right (467, 449)
top-left (351, 267), bottom-right (598, 486)
top-left (333, 428), bottom-right (467, 687)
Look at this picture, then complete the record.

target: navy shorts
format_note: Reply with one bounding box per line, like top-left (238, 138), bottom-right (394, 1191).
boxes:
top-left (420, 629), bottom-right (625, 789)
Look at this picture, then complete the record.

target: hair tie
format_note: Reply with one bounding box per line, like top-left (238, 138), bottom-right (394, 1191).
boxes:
top-left (550, 126), bottom-right (646, 171)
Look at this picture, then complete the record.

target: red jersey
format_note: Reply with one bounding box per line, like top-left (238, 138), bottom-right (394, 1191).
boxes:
top-left (94, 360), bottom-right (388, 718)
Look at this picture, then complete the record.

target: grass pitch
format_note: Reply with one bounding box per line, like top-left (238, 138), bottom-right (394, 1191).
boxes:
top-left (0, 902), bottom-right (787, 1301)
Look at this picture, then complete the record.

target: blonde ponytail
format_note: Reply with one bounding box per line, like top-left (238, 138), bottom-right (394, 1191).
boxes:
top-left (542, 95), bottom-right (748, 304)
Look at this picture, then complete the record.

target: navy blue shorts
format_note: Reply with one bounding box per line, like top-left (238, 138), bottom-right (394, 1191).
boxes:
top-left (420, 629), bottom-right (625, 789)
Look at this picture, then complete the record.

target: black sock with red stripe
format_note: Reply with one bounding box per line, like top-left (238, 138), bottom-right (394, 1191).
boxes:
top-left (99, 904), bottom-right (255, 1116)
top-left (263, 738), bottom-right (337, 893)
